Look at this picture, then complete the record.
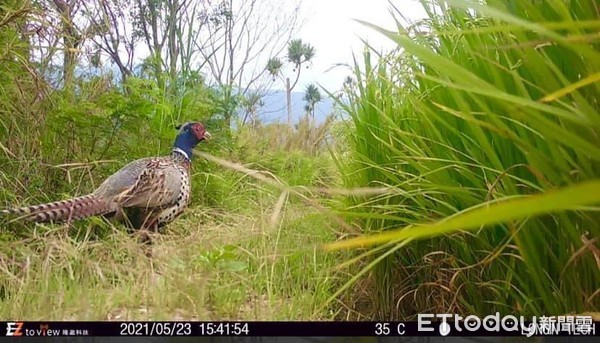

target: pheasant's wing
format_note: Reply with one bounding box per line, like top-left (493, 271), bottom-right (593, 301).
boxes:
top-left (94, 157), bottom-right (184, 208)
top-left (118, 161), bottom-right (184, 208)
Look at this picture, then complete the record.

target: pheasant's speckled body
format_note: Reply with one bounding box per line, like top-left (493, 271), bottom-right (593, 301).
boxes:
top-left (1, 122), bottom-right (210, 232)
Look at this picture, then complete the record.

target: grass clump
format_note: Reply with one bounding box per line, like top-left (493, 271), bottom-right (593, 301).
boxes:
top-left (331, 0), bottom-right (600, 319)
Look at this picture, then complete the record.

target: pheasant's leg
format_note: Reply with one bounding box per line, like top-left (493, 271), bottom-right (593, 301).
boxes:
top-left (138, 214), bottom-right (161, 258)
top-left (131, 205), bottom-right (181, 257)
top-left (110, 207), bottom-right (126, 224)
top-left (138, 229), bottom-right (153, 258)
top-left (136, 211), bottom-right (160, 247)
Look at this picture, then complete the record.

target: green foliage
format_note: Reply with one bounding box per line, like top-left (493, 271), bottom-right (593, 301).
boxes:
top-left (266, 57), bottom-right (283, 79)
top-left (193, 120), bottom-right (340, 216)
top-left (0, 0), bottom-right (341, 322)
top-left (287, 39), bottom-right (316, 68)
top-left (197, 245), bottom-right (248, 272)
top-left (303, 83), bottom-right (322, 115)
top-left (233, 122), bottom-right (338, 184)
top-left (0, 18), bottom-right (223, 212)
top-left (335, 0), bottom-right (600, 319)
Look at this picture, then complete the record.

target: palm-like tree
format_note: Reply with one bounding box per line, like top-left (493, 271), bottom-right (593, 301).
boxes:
top-left (287, 39), bottom-right (315, 89)
top-left (266, 57), bottom-right (283, 81)
top-left (303, 83), bottom-right (322, 124)
top-left (265, 39), bottom-right (316, 127)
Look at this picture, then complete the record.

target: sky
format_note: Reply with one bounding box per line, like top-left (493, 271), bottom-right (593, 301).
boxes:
top-left (91, 0), bottom-right (428, 96)
top-left (289, 0), bottom-right (428, 93)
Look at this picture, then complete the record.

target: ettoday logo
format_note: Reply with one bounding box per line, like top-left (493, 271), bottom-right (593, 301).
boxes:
top-left (418, 313), bottom-right (531, 336)
top-left (417, 313), bottom-right (596, 336)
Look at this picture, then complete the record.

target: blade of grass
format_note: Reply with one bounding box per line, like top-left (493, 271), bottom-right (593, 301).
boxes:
top-left (325, 180), bottom-right (600, 250)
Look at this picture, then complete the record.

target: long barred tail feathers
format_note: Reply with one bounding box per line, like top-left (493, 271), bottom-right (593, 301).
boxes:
top-left (0, 194), bottom-right (113, 223)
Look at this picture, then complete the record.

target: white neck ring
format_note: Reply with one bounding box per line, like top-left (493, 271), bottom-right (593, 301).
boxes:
top-left (172, 147), bottom-right (190, 160)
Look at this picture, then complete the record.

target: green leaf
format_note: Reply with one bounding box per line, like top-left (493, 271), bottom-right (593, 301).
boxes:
top-left (325, 180), bottom-right (600, 250)
top-left (217, 260), bottom-right (248, 272)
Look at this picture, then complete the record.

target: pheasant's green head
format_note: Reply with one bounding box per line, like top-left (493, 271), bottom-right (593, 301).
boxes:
top-left (173, 122), bottom-right (211, 160)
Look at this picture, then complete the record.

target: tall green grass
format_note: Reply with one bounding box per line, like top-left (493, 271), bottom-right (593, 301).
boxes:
top-left (332, 0), bottom-right (600, 319)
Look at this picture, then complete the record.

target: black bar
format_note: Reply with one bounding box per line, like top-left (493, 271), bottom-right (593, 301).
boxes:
top-left (1, 321), bottom-right (597, 337)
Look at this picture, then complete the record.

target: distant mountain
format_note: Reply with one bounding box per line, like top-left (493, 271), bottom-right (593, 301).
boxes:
top-left (252, 90), bottom-right (336, 124)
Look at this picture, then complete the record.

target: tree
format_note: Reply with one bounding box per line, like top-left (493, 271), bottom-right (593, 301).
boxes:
top-left (196, 0), bottom-right (303, 128)
top-left (287, 39), bottom-right (315, 90)
top-left (241, 90), bottom-right (264, 127)
top-left (51, 0), bottom-right (81, 88)
top-left (130, 0), bottom-right (184, 90)
top-left (80, 0), bottom-right (137, 82)
top-left (267, 38), bottom-right (315, 127)
top-left (77, 0), bottom-right (303, 130)
top-left (303, 83), bottom-right (321, 126)
top-left (28, 0), bottom-right (96, 91)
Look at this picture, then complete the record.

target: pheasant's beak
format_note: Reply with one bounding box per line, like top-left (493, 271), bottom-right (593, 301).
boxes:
top-left (203, 131), bottom-right (212, 141)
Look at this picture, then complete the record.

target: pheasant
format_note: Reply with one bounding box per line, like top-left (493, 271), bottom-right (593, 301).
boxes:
top-left (1, 122), bottom-right (211, 234)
